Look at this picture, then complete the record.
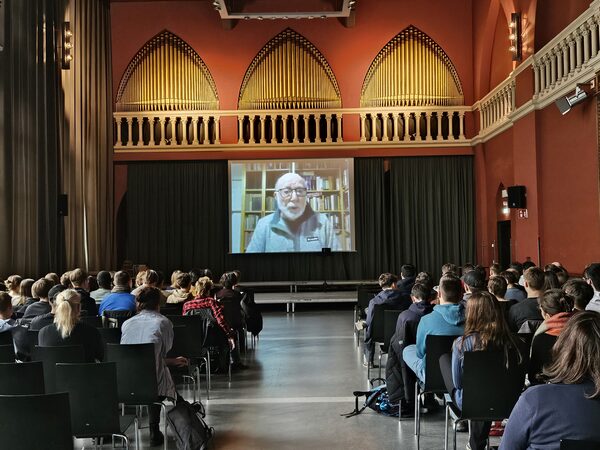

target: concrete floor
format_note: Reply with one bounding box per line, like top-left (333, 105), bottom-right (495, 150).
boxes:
top-left (78, 308), bottom-right (496, 449)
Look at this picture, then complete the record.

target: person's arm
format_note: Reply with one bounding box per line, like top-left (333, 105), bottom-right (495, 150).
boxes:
top-left (415, 317), bottom-right (428, 359)
top-left (162, 318), bottom-right (174, 356)
top-left (498, 391), bottom-right (534, 450)
top-left (245, 218), bottom-right (267, 253)
top-left (208, 300), bottom-right (236, 339)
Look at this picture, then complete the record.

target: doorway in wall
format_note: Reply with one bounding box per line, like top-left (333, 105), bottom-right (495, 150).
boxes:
top-left (497, 220), bottom-right (511, 269)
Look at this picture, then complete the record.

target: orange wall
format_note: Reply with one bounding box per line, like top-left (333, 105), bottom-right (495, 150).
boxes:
top-left (489, 11), bottom-right (514, 89)
top-left (110, 0), bottom-right (474, 108)
top-left (534, 0), bottom-right (590, 50)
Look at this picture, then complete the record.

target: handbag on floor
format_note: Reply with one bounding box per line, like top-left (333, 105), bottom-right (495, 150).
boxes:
top-left (341, 380), bottom-right (399, 418)
top-left (167, 400), bottom-right (214, 450)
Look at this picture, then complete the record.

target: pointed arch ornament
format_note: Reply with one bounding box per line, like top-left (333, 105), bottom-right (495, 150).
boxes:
top-left (238, 28), bottom-right (342, 110)
top-left (361, 26), bottom-right (464, 108)
top-left (116, 30), bottom-right (219, 112)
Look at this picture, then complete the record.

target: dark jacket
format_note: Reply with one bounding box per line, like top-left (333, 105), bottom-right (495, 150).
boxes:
top-left (397, 277), bottom-right (416, 296)
top-left (75, 287), bottom-right (98, 317)
top-left (215, 288), bottom-right (244, 330)
top-left (508, 297), bottom-right (542, 332)
top-left (39, 322), bottom-right (103, 362)
top-left (365, 289), bottom-right (411, 343)
top-left (22, 301), bottom-right (52, 319)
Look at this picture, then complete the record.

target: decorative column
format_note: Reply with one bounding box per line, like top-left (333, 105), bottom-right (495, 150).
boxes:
top-left (575, 30), bottom-right (583, 68)
top-left (589, 18), bottom-right (598, 57)
top-left (415, 112), bottom-right (421, 141)
top-left (214, 117), bottom-right (220, 144)
top-left (550, 50), bottom-right (557, 87)
top-left (191, 118), bottom-right (199, 145)
top-left (568, 36), bottom-right (577, 73)
top-left (381, 113), bottom-right (389, 142)
top-left (583, 24), bottom-right (591, 63)
top-left (115, 118), bottom-right (123, 147)
top-left (238, 116), bottom-right (244, 144)
top-left (359, 114), bottom-right (366, 142)
top-left (533, 63), bottom-right (541, 94)
top-left (293, 116), bottom-right (299, 144)
top-left (249, 116), bottom-right (256, 144)
top-left (458, 112), bottom-right (465, 140)
top-left (282, 115), bottom-right (290, 143)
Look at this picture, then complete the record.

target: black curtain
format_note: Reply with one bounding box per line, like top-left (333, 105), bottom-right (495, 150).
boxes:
top-left (125, 156), bottom-right (474, 281)
top-left (389, 156), bottom-right (475, 278)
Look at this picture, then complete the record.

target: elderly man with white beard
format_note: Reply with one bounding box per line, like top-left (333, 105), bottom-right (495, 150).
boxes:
top-left (246, 172), bottom-right (341, 253)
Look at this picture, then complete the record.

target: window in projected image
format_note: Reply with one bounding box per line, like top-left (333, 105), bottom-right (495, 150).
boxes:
top-left (229, 159), bottom-right (355, 254)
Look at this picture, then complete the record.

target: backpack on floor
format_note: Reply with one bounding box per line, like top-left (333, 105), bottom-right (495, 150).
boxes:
top-left (167, 400), bottom-right (214, 450)
top-left (341, 381), bottom-right (400, 418)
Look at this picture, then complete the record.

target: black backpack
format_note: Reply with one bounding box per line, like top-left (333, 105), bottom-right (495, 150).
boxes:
top-left (167, 400), bottom-right (214, 450)
top-left (240, 291), bottom-right (263, 336)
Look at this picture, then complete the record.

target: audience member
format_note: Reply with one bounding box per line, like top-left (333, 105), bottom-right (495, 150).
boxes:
top-left (4, 275), bottom-right (22, 301)
top-left (385, 282), bottom-right (434, 416)
top-left (508, 267), bottom-right (545, 332)
top-left (528, 289), bottom-right (573, 385)
top-left (60, 271), bottom-right (72, 287)
top-left (0, 292), bottom-right (16, 333)
top-left (38, 289), bottom-right (103, 362)
top-left (488, 275), bottom-right (516, 321)
top-left (359, 272), bottom-right (411, 367)
top-left (441, 291), bottom-right (521, 450)
top-left (91, 271), bottom-right (112, 304)
top-left (69, 268), bottom-right (97, 316)
top-left (30, 284), bottom-right (66, 331)
top-left (167, 272), bottom-right (194, 304)
top-left (397, 264), bottom-right (417, 296)
top-left (131, 270), bottom-right (167, 306)
top-left (489, 263), bottom-right (501, 277)
top-left (216, 271), bottom-right (246, 369)
top-left (519, 260), bottom-right (536, 286)
top-left (563, 278), bottom-right (594, 312)
top-left (22, 278), bottom-right (54, 318)
top-left (501, 270), bottom-right (527, 302)
top-left (543, 270), bottom-right (560, 291)
top-left (12, 278), bottom-right (35, 312)
top-left (500, 312), bottom-right (600, 449)
top-left (583, 263), bottom-right (600, 312)
top-left (121, 287), bottom-right (186, 446)
top-left (461, 264), bottom-right (475, 276)
top-left (168, 270), bottom-right (183, 291)
top-left (403, 274), bottom-right (465, 385)
top-left (98, 271), bottom-right (136, 316)
top-left (441, 263), bottom-right (458, 276)
top-left (44, 273), bottom-right (60, 286)
top-left (462, 269), bottom-right (486, 303)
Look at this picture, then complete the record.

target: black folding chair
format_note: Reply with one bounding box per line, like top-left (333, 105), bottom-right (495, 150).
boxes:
top-left (31, 345), bottom-right (85, 393)
top-left (354, 286), bottom-right (377, 346)
top-left (0, 330), bottom-right (14, 346)
top-left (56, 362), bottom-right (138, 450)
top-left (561, 440), bottom-right (600, 450)
top-left (0, 361), bottom-right (45, 394)
top-left (366, 304), bottom-right (386, 379)
top-left (80, 315), bottom-right (103, 328)
top-left (377, 309), bottom-right (403, 378)
top-left (168, 325), bottom-right (198, 401)
top-left (0, 392), bottom-right (74, 449)
top-left (98, 327), bottom-right (122, 346)
top-left (105, 343), bottom-right (168, 450)
top-left (443, 350), bottom-right (526, 450)
top-left (103, 310), bottom-right (133, 329)
top-left (0, 344), bottom-right (15, 363)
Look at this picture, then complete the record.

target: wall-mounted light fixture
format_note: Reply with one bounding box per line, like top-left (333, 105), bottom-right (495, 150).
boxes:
top-left (61, 22), bottom-right (73, 70)
top-left (509, 13), bottom-right (522, 61)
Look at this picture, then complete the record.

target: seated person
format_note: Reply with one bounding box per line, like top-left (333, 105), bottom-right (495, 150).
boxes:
top-left (30, 284), bottom-right (66, 331)
top-left (131, 269), bottom-right (167, 306)
top-left (563, 278), bottom-right (594, 312)
top-left (0, 292), bottom-right (27, 359)
top-left (4, 275), bottom-right (22, 303)
top-left (385, 282), bottom-right (434, 415)
top-left (461, 268), bottom-right (486, 304)
top-left (397, 264), bottom-right (417, 296)
top-left (69, 268), bottom-right (97, 316)
top-left (440, 291), bottom-right (522, 450)
top-left (166, 272), bottom-right (194, 304)
top-left (121, 287), bottom-right (186, 446)
top-left (508, 267), bottom-right (545, 333)
top-left (38, 289), bottom-right (103, 362)
top-left (501, 270), bottom-right (527, 302)
top-left (22, 278), bottom-right (54, 319)
top-left (403, 274), bottom-right (465, 384)
top-left (583, 263), bottom-right (600, 313)
top-left (12, 278), bottom-right (36, 315)
top-left (98, 271), bottom-right (136, 316)
top-left (90, 271), bottom-right (112, 305)
top-left (499, 312), bottom-right (600, 449)
top-left (360, 272), bottom-right (411, 367)
top-left (528, 289), bottom-right (573, 385)
top-left (488, 275), bottom-right (517, 319)
top-left (215, 272), bottom-right (246, 369)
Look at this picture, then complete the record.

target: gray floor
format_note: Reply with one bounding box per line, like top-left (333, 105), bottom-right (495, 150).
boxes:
top-left (79, 309), bottom-right (487, 449)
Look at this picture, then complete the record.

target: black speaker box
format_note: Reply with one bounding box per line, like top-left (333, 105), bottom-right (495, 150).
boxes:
top-left (507, 186), bottom-right (526, 209)
top-left (58, 194), bottom-right (68, 216)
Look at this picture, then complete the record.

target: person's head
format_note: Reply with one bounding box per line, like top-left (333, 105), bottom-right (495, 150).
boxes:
top-left (96, 271), bottom-right (112, 290)
top-left (509, 262), bottom-right (524, 276)
top-left (195, 276), bottom-right (213, 298)
top-left (555, 267), bottom-right (569, 287)
top-left (31, 278), bottom-right (53, 300)
top-left (4, 275), bottom-right (22, 294)
top-left (441, 263), bottom-right (458, 276)
top-left (461, 263), bottom-right (475, 276)
top-left (220, 272), bottom-right (238, 289)
top-left (144, 270), bottom-right (159, 287)
top-left (175, 272), bottom-right (192, 291)
top-left (113, 271), bottom-right (132, 289)
top-left (274, 173), bottom-right (308, 222)
top-left (378, 273), bottom-right (398, 289)
top-left (583, 263), bottom-right (600, 291)
top-left (411, 283), bottom-right (430, 303)
top-left (135, 286), bottom-right (161, 312)
top-left (489, 263), bottom-right (502, 277)
top-left (233, 270), bottom-right (241, 284)
top-left (438, 274), bottom-right (462, 304)
top-left (170, 270), bottom-right (183, 287)
top-left (522, 260), bottom-right (536, 272)
top-left (60, 271), bottom-right (72, 287)
top-left (463, 269), bottom-right (486, 293)
top-left (539, 289), bottom-right (572, 318)
top-left (44, 273), bottom-right (60, 286)
top-left (501, 270), bottom-right (519, 287)
top-left (69, 268), bottom-right (87, 288)
top-left (86, 276), bottom-right (98, 292)
top-left (488, 276), bottom-right (507, 299)
top-left (543, 270), bottom-right (560, 291)
top-left (400, 264), bottom-right (416, 279)
top-left (415, 271), bottom-right (434, 292)
top-left (53, 289), bottom-right (81, 338)
top-left (48, 284), bottom-right (67, 309)
top-left (135, 270), bottom-right (146, 287)
top-left (189, 268), bottom-right (202, 285)
top-left (19, 279), bottom-right (35, 298)
top-left (523, 267), bottom-right (545, 295)
top-left (463, 291), bottom-right (512, 349)
top-left (0, 292), bottom-right (13, 319)
top-left (544, 312), bottom-right (600, 398)
top-left (563, 278), bottom-right (595, 311)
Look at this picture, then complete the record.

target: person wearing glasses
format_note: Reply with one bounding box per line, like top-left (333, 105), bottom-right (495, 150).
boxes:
top-left (246, 172), bottom-right (341, 252)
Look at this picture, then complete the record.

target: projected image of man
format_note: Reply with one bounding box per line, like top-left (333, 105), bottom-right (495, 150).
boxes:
top-left (246, 173), bottom-right (341, 253)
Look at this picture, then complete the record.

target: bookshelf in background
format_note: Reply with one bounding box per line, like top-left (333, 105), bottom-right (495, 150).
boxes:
top-left (240, 160), bottom-right (352, 252)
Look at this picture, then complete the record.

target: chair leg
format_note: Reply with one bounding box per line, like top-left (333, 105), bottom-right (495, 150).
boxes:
top-left (453, 420), bottom-right (457, 450)
top-left (134, 416), bottom-right (139, 450)
top-left (414, 382), bottom-right (419, 435)
top-left (159, 402), bottom-right (168, 450)
top-left (112, 433), bottom-right (129, 450)
top-left (444, 404), bottom-right (449, 450)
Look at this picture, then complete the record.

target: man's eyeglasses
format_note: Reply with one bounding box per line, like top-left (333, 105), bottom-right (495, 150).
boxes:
top-left (277, 188), bottom-right (308, 198)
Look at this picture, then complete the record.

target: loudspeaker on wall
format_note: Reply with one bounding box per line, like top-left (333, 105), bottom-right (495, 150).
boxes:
top-left (507, 186), bottom-right (526, 209)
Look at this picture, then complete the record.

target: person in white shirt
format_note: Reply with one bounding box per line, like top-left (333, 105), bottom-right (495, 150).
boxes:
top-left (583, 263), bottom-right (600, 313)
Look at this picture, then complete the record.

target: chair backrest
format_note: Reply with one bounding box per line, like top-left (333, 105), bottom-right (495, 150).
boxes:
top-left (27, 329), bottom-right (40, 347)
top-left (357, 286), bottom-right (377, 311)
top-left (105, 343), bottom-right (158, 405)
top-left (169, 325), bottom-right (188, 357)
top-left (55, 362), bottom-right (121, 437)
top-left (31, 345), bottom-right (85, 393)
top-left (424, 335), bottom-right (460, 392)
top-left (560, 439), bottom-right (600, 450)
top-left (382, 309), bottom-right (403, 352)
top-left (79, 315), bottom-right (103, 328)
top-left (102, 310), bottom-right (132, 329)
top-left (461, 350), bottom-right (525, 421)
top-left (0, 392), bottom-right (73, 449)
top-left (0, 344), bottom-right (15, 363)
top-left (168, 315), bottom-right (210, 357)
top-left (0, 330), bottom-right (14, 346)
top-left (370, 304), bottom-right (387, 343)
top-left (161, 303), bottom-right (184, 317)
top-left (97, 327), bottom-right (122, 346)
top-left (0, 361), bottom-right (45, 394)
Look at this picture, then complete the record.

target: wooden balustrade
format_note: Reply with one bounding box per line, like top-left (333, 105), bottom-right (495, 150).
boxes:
top-left (478, 79), bottom-right (515, 133)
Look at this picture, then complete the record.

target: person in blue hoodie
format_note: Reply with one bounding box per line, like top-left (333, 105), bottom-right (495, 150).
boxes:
top-left (403, 273), bottom-right (465, 384)
top-left (362, 272), bottom-right (411, 367)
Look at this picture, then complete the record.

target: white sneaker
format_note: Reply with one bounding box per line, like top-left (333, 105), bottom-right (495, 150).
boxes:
top-left (355, 321), bottom-right (366, 331)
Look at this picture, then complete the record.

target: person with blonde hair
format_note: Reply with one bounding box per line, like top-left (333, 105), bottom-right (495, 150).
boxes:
top-left (38, 289), bottom-right (103, 362)
top-left (12, 278), bottom-right (35, 312)
top-left (4, 275), bottom-right (22, 300)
